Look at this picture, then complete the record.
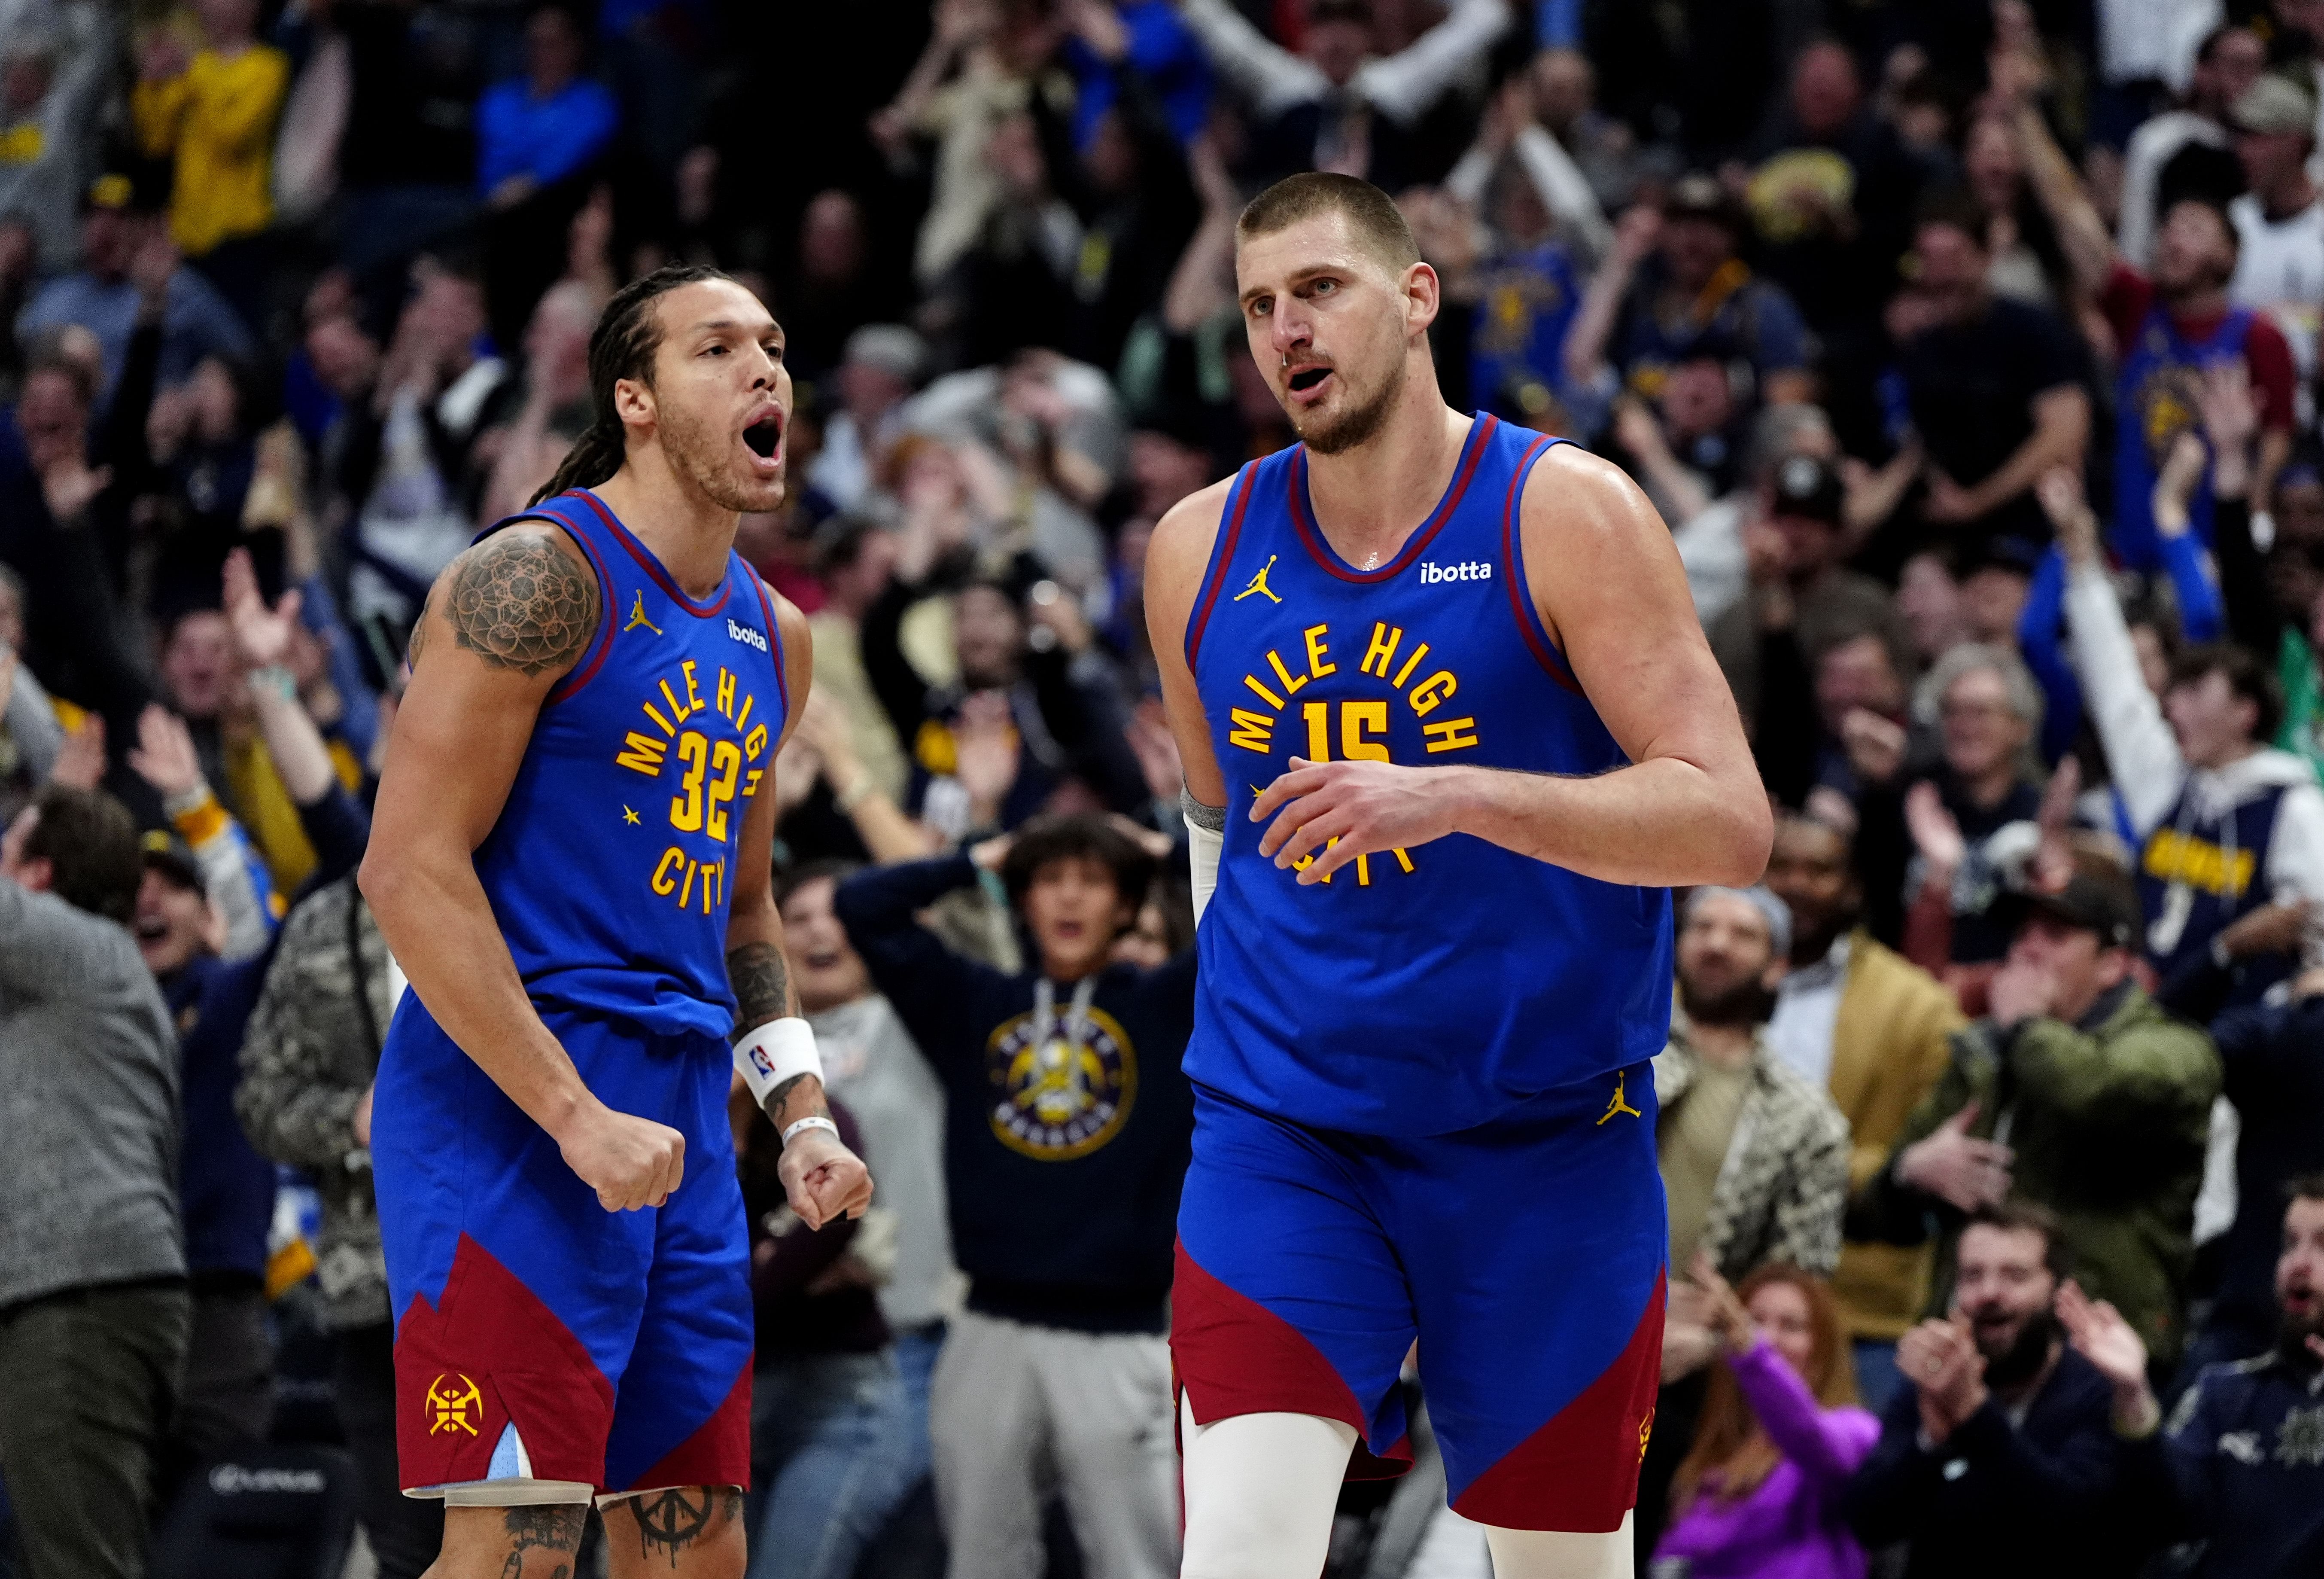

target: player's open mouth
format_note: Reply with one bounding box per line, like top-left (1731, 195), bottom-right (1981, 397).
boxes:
top-left (1287, 366), bottom-right (1332, 396)
top-left (136, 916), bottom-right (168, 942)
top-left (742, 414), bottom-right (783, 461)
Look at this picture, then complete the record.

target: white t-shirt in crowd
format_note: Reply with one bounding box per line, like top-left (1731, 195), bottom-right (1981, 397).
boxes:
top-left (2230, 191), bottom-right (2324, 411)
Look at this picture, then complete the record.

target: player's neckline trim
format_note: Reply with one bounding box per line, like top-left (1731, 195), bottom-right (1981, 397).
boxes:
top-left (1287, 413), bottom-right (1494, 583)
top-left (571, 489), bottom-right (735, 617)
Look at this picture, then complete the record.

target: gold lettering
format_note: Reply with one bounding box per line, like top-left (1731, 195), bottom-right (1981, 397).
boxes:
top-left (679, 860), bottom-right (699, 909)
top-left (1341, 701), bottom-right (1390, 762)
top-left (1423, 716), bottom-right (1481, 753)
top-left (743, 723), bottom-right (770, 761)
top-left (651, 847), bottom-right (684, 895)
top-left (681, 659), bottom-right (705, 713)
top-left (659, 678), bottom-right (692, 725)
top-left (1391, 643), bottom-right (1430, 689)
top-left (1228, 708), bottom-right (1275, 752)
top-left (706, 739), bottom-right (743, 842)
top-left (735, 693), bottom-right (755, 735)
top-left (615, 732), bottom-right (668, 775)
top-left (1360, 622), bottom-right (1402, 678)
top-left (642, 699), bottom-right (677, 738)
top-left (1302, 623), bottom-right (1336, 678)
top-left (1356, 852), bottom-right (1371, 885)
top-left (670, 732), bottom-right (709, 830)
top-left (742, 768), bottom-right (764, 798)
top-left (1410, 671), bottom-right (1457, 716)
top-left (1244, 673), bottom-right (1286, 710)
top-left (717, 667), bottom-right (736, 719)
top-left (1392, 847), bottom-right (1415, 872)
top-left (1265, 649), bottom-right (1310, 697)
top-left (1303, 701), bottom-right (1330, 762)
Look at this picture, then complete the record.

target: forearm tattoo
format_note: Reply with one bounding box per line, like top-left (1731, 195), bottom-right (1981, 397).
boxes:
top-left (447, 531), bottom-right (599, 676)
top-left (498, 1505), bottom-right (584, 1576)
top-left (727, 941), bottom-right (791, 1034)
top-left (618, 1487), bottom-right (742, 1569)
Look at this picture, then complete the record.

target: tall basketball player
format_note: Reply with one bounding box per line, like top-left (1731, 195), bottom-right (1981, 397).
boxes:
top-left (1147, 175), bottom-right (1772, 1578)
top-left (361, 265), bottom-right (872, 1577)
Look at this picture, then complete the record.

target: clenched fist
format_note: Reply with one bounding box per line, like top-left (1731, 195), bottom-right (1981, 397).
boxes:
top-left (557, 1099), bottom-right (687, 1212)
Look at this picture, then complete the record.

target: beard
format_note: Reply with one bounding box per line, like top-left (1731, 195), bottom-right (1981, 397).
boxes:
top-left (1678, 972), bottom-right (1775, 1028)
top-left (1291, 352), bottom-right (1405, 456)
top-left (1974, 1305), bottom-right (2059, 1390)
top-left (2280, 1299), bottom-right (2323, 1369)
top-left (660, 396), bottom-right (785, 513)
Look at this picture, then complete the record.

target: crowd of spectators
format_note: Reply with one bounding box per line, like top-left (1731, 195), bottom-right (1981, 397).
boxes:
top-left (4, 0), bottom-right (2324, 1575)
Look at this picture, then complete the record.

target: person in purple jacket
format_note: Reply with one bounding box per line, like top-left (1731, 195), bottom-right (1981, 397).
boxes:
top-left (1653, 1256), bottom-right (1882, 1579)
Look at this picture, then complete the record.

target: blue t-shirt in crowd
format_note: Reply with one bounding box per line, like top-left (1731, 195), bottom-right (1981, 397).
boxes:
top-left (1064, 0), bottom-right (1213, 147)
top-left (475, 75), bottom-right (620, 195)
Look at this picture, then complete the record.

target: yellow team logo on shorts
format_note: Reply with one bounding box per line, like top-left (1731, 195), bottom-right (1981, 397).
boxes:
top-left (1638, 1405), bottom-right (1654, 1461)
top-left (427, 1373), bottom-right (483, 1436)
top-left (984, 1008), bottom-right (1138, 1161)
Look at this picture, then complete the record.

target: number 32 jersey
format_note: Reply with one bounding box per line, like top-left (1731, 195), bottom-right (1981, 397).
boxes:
top-left (467, 489), bottom-right (788, 1040)
top-left (1184, 416), bottom-right (1671, 1137)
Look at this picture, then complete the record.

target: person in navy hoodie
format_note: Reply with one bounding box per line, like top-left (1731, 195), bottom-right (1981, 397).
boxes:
top-left (832, 813), bottom-right (1194, 1579)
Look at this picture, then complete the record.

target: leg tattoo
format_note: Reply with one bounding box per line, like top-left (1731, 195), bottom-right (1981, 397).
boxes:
top-left (499, 1505), bottom-right (586, 1575)
top-left (620, 1487), bottom-right (742, 1569)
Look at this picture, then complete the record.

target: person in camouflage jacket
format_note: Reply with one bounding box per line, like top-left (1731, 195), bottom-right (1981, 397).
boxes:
top-left (236, 872), bottom-right (441, 1575)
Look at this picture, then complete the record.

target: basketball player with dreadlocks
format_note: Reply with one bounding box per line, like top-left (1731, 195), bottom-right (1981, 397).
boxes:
top-left (361, 265), bottom-right (871, 1576)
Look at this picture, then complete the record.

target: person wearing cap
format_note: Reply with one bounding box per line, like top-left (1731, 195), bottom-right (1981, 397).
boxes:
top-left (14, 168), bottom-right (255, 409)
top-left (2228, 75), bottom-right (2324, 410)
top-left (1641, 885), bottom-right (1849, 1555)
top-left (1709, 448), bottom-right (1918, 746)
top-left (1852, 865), bottom-right (2222, 1369)
top-left (0, 783), bottom-right (186, 1579)
top-left (1564, 176), bottom-right (1816, 433)
top-left (2116, 26), bottom-right (2266, 272)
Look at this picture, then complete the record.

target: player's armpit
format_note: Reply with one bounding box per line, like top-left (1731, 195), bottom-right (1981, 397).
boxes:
top-left (1144, 476), bottom-right (1239, 811)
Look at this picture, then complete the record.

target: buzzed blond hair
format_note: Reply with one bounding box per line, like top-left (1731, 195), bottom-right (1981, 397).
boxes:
top-left (1235, 171), bottom-right (1422, 273)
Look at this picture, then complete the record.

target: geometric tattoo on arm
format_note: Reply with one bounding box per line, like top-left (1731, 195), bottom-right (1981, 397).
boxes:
top-left (447, 531), bottom-right (600, 677)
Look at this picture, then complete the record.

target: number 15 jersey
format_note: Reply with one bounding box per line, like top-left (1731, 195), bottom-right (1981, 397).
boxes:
top-left (466, 488), bottom-right (788, 1040)
top-left (1183, 417), bottom-right (1672, 1137)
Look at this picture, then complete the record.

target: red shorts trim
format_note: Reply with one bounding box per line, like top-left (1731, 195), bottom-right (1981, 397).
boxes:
top-left (393, 1233), bottom-right (618, 1491)
top-left (1170, 1241), bottom-right (1413, 1480)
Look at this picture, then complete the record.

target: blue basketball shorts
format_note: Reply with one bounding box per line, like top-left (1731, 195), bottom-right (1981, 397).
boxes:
top-left (373, 998), bottom-right (753, 1501)
top-left (1171, 1062), bottom-right (1666, 1532)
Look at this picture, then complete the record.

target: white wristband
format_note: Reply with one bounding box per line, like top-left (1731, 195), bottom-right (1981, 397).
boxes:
top-left (781, 1116), bottom-right (839, 1148)
top-left (733, 1017), bottom-right (821, 1108)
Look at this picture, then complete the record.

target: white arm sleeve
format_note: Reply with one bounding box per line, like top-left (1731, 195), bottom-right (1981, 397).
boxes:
top-left (1184, 792), bottom-right (1226, 925)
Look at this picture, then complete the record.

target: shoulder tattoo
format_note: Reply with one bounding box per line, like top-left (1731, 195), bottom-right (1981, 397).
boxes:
top-left (447, 531), bottom-right (599, 677)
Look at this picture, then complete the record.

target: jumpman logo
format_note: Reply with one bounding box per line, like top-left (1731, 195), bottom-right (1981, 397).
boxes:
top-left (624, 591), bottom-right (662, 636)
top-left (1596, 1070), bottom-right (1642, 1125)
top-left (1233, 555), bottom-right (1282, 604)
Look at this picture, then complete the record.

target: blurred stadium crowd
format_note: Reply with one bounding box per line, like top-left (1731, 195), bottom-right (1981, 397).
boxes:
top-left (1, 0), bottom-right (2323, 1575)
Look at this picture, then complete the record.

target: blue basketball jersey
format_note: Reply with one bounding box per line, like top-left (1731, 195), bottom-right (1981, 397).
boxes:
top-left (467, 489), bottom-right (788, 1040)
top-left (1184, 415), bottom-right (1673, 1136)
